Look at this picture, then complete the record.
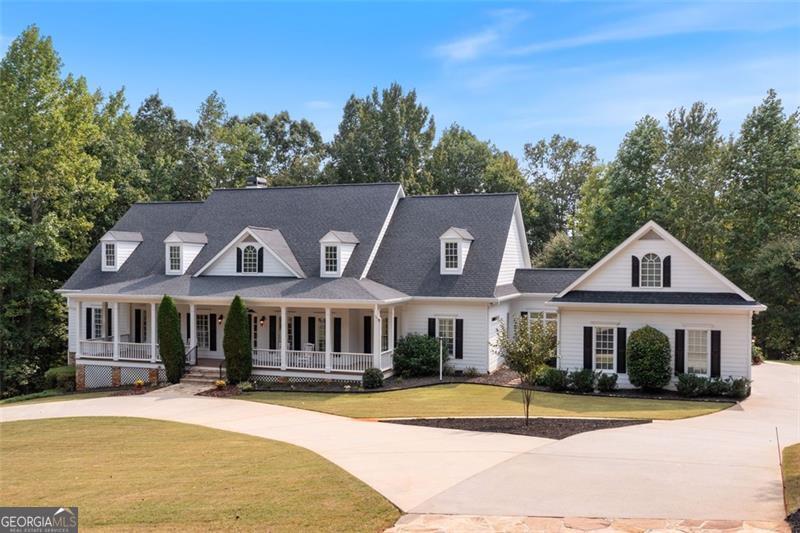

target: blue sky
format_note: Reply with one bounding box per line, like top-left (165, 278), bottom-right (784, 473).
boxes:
top-left (2, 1), bottom-right (799, 160)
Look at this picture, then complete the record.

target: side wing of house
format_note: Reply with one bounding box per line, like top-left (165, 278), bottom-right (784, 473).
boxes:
top-left (550, 221), bottom-right (764, 387)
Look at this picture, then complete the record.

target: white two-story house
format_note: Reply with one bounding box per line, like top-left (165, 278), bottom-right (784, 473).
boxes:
top-left (59, 182), bottom-right (764, 389)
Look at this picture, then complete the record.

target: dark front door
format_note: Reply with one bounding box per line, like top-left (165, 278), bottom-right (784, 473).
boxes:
top-left (134, 309), bottom-right (142, 343)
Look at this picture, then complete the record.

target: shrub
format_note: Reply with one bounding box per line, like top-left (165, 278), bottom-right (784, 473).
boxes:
top-left (223, 295), bottom-right (252, 385)
top-left (751, 344), bottom-right (765, 365)
top-left (705, 377), bottom-right (731, 397)
top-left (541, 368), bottom-right (568, 391)
top-left (597, 372), bottom-right (618, 392)
top-left (568, 369), bottom-right (598, 393)
top-left (726, 377), bottom-right (751, 399)
top-left (676, 374), bottom-right (708, 397)
top-left (157, 295), bottom-right (185, 384)
top-left (362, 367), bottom-right (384, 389)
top-left (627, 326), bottom-right (672, 391)
top-left (44, 366), bottom-right (75, 392)
top-left (239, 381), bottom-right (254, 392)
top-left (393, 334), bottom-right (442, 377)
top-left (464, 367), bottom-right (480, 378)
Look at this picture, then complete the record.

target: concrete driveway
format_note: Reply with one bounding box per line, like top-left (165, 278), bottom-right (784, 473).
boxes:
top-left (1, 363), bottom-right (798, 521)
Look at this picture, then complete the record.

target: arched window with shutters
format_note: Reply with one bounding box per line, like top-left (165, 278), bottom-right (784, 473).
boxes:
top-left (640, 253), bottom-right (662, 288)
top-left (242, 245), bottom-right (259, 273)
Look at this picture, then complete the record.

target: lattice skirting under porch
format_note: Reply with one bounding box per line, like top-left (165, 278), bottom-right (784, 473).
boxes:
top-left (251, 374), bottom-right (360, 385)
top-left (84, 365), bottom-right (114, 389)
top-left (120, 367), bottom-right (151, 385)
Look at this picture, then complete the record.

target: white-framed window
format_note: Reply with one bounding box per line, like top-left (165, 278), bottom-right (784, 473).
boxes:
top-left (594, 327), bottom-right (615, 370)
top-left (324, 245), bottom-right (338, 273)
top-left (444, 241), bottom-right (459, 270)
top-left (242, 245), bottom-right (258, 273)
top-left (640, 253), bottom-right (662, 288)
top-left (169, 245), bottom-right (181, 272)
top-left (687, 329), bottom-right (710, 375)
top-left (381, 316), bottom-right (389, 351)
top-left (317, 317), bottom-right (326, 351)
top-left (92, 307), bottom-right (103, 339)
top-left (104, 243), bottom-right (116, 268)
top-left (251, 315), bottom-right (258, 349)
top-left (526, 311), bottom-right (558, 329)
top-left (196, 314), bottom-right (210, 349)
top-left (436, 317), bottom-right (455, 358)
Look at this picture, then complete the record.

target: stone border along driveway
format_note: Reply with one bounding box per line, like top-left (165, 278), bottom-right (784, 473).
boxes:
top-left (1, 363), bottom-right (797, 523)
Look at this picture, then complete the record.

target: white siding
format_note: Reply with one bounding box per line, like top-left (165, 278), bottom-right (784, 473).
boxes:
top-left (117, 241), bottom-right (139, 268)
top-left (401, 301), bottom-right (490, 373)
top-left (487, 301), bottom-right (509, 371)
top-left (558, 308), bottom-right (752, 387)
top-left (496, 215), bottom-right (527, 286)
top-left (577, 237), bottom-right (729, 292)
top-left (204, 240), bottom-right (295, 277)
top-left (68, 298), bottom-right (77, 352)
top-left (340, 243), bottom-right (356, 273)
top-left (118, 302), bottom-right (131, 338)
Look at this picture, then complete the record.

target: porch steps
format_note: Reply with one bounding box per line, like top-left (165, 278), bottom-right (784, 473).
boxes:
top-left (181, 366), bottom-right (224, 386)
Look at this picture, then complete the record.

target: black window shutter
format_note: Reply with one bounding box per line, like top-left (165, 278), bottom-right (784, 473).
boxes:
top-left (107, 308), bottom-right (112, 337)
top-left (663, 255), bottom-right (671, 287)
top-left (257, 247), bottom-right (264, 273)
top-left (363, 316), bottom-right (372, 353)
top-left (521, 311), bottom-right (528, 318)
top-left (427, 318), bottom-right (436, 338)
top-left (209, 314), bottom-right (217, 351)
top-left (236, 248), bottom-right (242, 273)
top-left (455, 319), bottom-right (464, 359)
top-left (333, 317), bottom-right (342, 352)
top-left (186, 313), bottom-right (191, 339)
top-left (307, 317), bottom-right (316, 345)
top-left (583, 326), bottom-right (593, 369)
top-left (86, 308), bottom-right (92, 339)
top-left (674, 329), bottom-right (685, 374)
top-left (134, 309), bottom-right (141, 343)
top-left (616, 328), bottom-right (627, 374)
top-left (269, 316), bottom-right (277, 350)
top-left (631, 256), bottom-right (640, 287)
top-left (293, 316), bottom-right (302, 350)
top-left (393, 316), bottom-right (398, 345)
top-left (710, 330), bottom-right (721, 377)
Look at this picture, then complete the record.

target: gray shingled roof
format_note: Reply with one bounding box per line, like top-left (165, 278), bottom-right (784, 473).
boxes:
top-left (101, 230), bottom-right (143, 242)
top-left (513, 268), bottom-right (587, 294)
top-left (320, 230), bottom-right (360, 244)
top-left (62, 184), bottom-right (401, 293)
top-left (552, 291), bottom-right (759, 306)
top-left (368, 193), bottom-right (518, 298)
top-left (247, 227), bottom-right (304, 277)
top-left (164, 231), bottom-right (207, 244)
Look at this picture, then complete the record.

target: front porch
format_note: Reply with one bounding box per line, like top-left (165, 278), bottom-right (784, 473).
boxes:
top-left (72, 298), bottom-right (398, 381)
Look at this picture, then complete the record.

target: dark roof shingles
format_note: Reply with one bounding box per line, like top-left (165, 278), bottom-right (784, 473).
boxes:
top-left (513, 268), bottom-right (587, 294)
top-left (552, 291), bottom-right (757, 306)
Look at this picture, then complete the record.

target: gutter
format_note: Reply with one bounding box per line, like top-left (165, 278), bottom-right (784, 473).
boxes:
top-left (548, 301), bottom-right (767, 312)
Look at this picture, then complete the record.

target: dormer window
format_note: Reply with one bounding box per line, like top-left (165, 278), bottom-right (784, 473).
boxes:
top-left (163, 231), bottom-right (206, 275)
top-left (641, 253), bottom-right (662, 288)
top-left (439, 227), bottom-right (473, 275)
top-left (324, 245), bottom-right (338, 274)
top-left (242, 245), bottom-right (259, 273)
top-left (104, 243), bottom-right (116, 269)
top-left (168, 245), bottom-right (182, 272)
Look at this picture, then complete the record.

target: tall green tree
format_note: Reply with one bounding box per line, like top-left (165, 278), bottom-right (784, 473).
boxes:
top-left (223, 295), bottom-right (252, 384)
top-left (427, 124), bottom-right (493, 194)
top-left (523, 134), bottom-right (597, 237)
top-left (0, 26), bottom-right (113, 394)
top-left (326, 83), bottom-right (435, 194)
top-left (157, 295), bottom-right (185, 383)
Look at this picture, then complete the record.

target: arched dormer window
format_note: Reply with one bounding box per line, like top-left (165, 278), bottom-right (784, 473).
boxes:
top-left (640, 253), bottom-right (662, 288)
top-left (242, 245), bottom-right (259, 273)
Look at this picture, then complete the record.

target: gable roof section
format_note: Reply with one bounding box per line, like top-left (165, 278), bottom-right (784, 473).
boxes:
top-left (101, 230), bottom-right (143, 242)
top-left (441, 227), bottom-right (474, 240)
top-left (367, 193), bottom-right (518, 298)
top-left (553, 291), bottom-right (759, 306)
top-left (556, 220), bottom-right (756, 301)
top-left (320, 230), bottom-right (360, 244)
top-left (514, 268), bottom-right (587, 294)
top-left (164, 231), bottom-right (207, 244)
top-left (195, 226), bottom-right (305, 278)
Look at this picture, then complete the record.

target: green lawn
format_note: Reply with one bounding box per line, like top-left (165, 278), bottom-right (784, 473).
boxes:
top-left (243, 383), bottom-right (732, 420)
top-left (0, 417), bottom-right (400, 532)
top-left (784, 443), bottom-right (800, 516)
top-left (0, 389), bottom-right (118, 406)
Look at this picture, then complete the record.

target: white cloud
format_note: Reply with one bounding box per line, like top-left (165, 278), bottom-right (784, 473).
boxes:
top-left (434, 9), bottom-right (529, 62)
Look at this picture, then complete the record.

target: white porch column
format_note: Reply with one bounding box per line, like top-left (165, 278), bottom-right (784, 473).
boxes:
top-left (112, 301), bottom-right (120, 361)
top-left (189, 303), bottom-right (197, 349)
top-left (325, 307), bottom-right (332, 373)
top-left (77, 300), bottom-right (83, 358)
top-left (149, 302), bottom-right (157, 362)
top-left (388, 306), bottom-right (395, 351)
top-left (372, 304), bottom-right (381, 369)
top-left (101, 302), bottom-right (108, 338)
top-left (280, 306), bottom-right (288, 370)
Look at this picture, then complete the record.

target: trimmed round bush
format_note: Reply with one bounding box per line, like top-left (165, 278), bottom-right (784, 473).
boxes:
top-left (157, 295), bottom-right (185, 384)
top-left (224, 295), bottom-right (252, 385)
top-left (597, 372), bottom-right (618, 393)
top-left (568, 369), bottom-right (598, 392)
top-left (393, 334), bottom-right (442, 377)
top-left (541, 368), bottom-right (568, 391)
top-left (362, 367), bottom-right (384, 389)
top-left (727, 377), bottom-right (751, 399)
top-left (626, 326), bottom-right (672, 391)
top-left (44, 366), bottom-right (75, 392)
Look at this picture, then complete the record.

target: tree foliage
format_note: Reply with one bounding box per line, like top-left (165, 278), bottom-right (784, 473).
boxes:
top-left (493, 318), bottom-right (556, 424)
top-left (157, 295), bottom-right (184, 383)
top-left (222, 295), bottom-right (252, 384)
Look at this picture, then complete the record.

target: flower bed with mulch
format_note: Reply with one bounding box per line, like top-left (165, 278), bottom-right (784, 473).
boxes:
top-left (197, 385), bottom-right (241, 398)
top-left (383, 417), bottom-right (650, 439)
top-left (109, 384), bottom-right (163, 396)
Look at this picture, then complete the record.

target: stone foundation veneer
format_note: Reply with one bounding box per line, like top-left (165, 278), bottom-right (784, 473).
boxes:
top-left (76, 365), bottom-right (86, 391)
top-left (148, 369), bottom-right (158, 385)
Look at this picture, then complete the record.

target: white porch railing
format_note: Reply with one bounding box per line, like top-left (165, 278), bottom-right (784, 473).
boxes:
top-left (287, 350), bottom-right (325, 370)
top-left (79, 340), bottom-right (114, 359)
top-left (331, 352), bottom-right (373, 373)
top-left (252, 349), bottom-right (281, 369)
top-left (118, 342), bottom-right (152, 361)
top-left (380, 349), bottom-right (394, 371)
